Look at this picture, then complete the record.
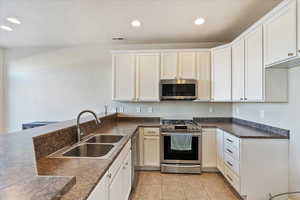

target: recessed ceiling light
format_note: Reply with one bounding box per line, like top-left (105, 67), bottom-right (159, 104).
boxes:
top-left (0, 25), bottom-right (13, 31)
top-left (194, 17), bottom-right (205, 25)
top-left (131, 20), bottom-right (141, 27)
top-left (7, 17), bottom-right (21, 25)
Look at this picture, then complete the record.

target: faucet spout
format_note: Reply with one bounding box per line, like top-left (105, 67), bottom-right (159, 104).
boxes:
top-left (76, 110), bottom-right (101, 142)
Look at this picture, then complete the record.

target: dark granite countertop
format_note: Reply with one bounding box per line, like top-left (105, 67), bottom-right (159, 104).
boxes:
top-left (198, 122), bottom-right (289, 139)
top-left (0, 114), bottom-right (288, 200)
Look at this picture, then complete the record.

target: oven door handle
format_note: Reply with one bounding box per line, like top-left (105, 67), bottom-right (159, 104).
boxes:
top-left (160, 132), bottom-right (201, 136)
top-left (161, 164), bottom-right (201, 168)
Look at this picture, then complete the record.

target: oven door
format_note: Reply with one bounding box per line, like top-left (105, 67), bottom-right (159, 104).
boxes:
top-left (161, 133), bottom-right (201, 164)
top-left (160, 79), bottom-right (198, 100)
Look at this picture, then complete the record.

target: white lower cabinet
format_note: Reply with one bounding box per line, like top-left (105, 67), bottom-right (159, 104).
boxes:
top-left (202, 129), bottom-right (217, 169)
top-left (216, 129), bottom-right (225, 174)
top-left (88, 171), bottom-right (109, 200)
top-left (88, 140), bottom-right (132, 200)
top-left (219, 131), bottom-right (289, 200)
top-left (139, 128), bottom-right (160, 168)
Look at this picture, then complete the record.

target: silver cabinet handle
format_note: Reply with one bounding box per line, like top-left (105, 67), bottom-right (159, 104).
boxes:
top-left (226, 174), bottom-right (233, 182)
top-left (226, 161), bottom-right (233, 167)
top-left (244, 98), bottom-right (248, 100)
top-left (240, 98), bottom-right (243, 100)
top-left (226, 148), bottom-right (233, 154)
top-left (288, 53), bottom-right (294, 56)
top-left (227, 138), bottom-right (233, 143)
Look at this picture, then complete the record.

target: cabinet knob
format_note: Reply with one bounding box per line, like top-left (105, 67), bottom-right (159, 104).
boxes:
top-left (288, 53), bottom-right (294, 56)
top-left (107, 173), bottom-right (112, 178)
top-left (125, 162), bottom-right (129, 166)
top-left (240, 98), bottom-right (243, 100)
top-left (244, 98), bottom-right (248, 100)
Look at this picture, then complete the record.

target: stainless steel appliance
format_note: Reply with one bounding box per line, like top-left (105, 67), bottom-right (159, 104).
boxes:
top-left (160, 119), bottom-right (202, 174)
top-left (160, 79), bottom-right (198, 100)
top-left (131, 131), bottom-right (139, 191)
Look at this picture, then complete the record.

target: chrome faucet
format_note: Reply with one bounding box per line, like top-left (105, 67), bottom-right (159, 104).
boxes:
top-left (76, 110), bottom-right (101, 142)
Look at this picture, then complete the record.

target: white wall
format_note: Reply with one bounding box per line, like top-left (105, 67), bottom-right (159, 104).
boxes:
top-left (232, 67), bottom-right (300, 193)
top-left (3, 42), bottom-right (232, 132)
top-left (0, 48), bottom-right (4, 132)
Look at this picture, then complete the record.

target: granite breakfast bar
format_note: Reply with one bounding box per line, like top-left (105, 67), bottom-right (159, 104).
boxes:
top-left (0, 113), bottom-right (289, 200)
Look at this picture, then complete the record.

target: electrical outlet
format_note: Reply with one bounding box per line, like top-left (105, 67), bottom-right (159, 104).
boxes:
top-left (209, 107), bottom-right (214, 113)
top-left (260, 110), bottom-right (265, 119)
top-left (236, 107), bottom-right (239, 115)
top-left (147, 107), bottom-right (153, 113)
top-left (136, 107), bottom-right (141, 113)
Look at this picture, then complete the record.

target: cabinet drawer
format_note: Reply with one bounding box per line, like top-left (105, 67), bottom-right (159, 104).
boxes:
top-left (224, 132), bottom-right (240, 149)
top-left (224, 153), bottom-right (240, 176)
top-left (224, 142), bottom-right (240, 161)
top-left (109, 140), bottom-right (131, 182)
top-left (224, 166), bottom-right (240, 193)
top-left (143, 128), bottom-right (160, 136)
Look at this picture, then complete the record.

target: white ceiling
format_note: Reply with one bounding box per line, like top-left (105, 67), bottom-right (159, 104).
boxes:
top-left (0, 0), bottom-right (283, 47)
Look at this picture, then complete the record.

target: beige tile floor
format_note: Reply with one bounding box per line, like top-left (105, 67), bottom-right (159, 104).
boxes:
top-left (130, 171), bottom-right (240, 200)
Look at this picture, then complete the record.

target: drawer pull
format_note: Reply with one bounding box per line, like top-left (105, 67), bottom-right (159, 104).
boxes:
top-left (226, 161), bottom-right (233, 167)
top-left (226, 174), bottom-right (233, 182)
top-left (288, 53), bottom-right (294, 56)
top-left (226, 149), bottom-right (233, 154)
top-left (227, 138), bottom-right (233, 143)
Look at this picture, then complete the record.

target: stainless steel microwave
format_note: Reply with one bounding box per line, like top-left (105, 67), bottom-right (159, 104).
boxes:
top-left (160, 79), bottom-right (198, 100)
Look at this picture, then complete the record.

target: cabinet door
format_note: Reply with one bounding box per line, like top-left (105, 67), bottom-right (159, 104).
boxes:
top-left (232, 39), bottom-right (245, 101)
top-left (88, 172), bottom-right (109, 200)
top-left (178, 52), bottom-right (197, 79)
top-left (136, 53), bottom-right (160, 102)
top-left (112, 54), bottom-right (136, 101)
top-left (212, 46), bottom-right (232, 101)
top-left (109, 167), bottom-right (124, 200)
top-left (143, 136), bottom-right (160, 167)
top-left (196, 52), bottom-right (211, 100)
top-left (245, 25), bottom-right (264, 101)
top-left (216, 129), bottom-right (224, 174)
top-left (264, 0), bottom-right (297, 66)
top-left (202, 129), bottom-right (217, 168)
top-left (122, 151), bottom-right (132, 200)
top-left (161, 52), bottom-right (178, 79)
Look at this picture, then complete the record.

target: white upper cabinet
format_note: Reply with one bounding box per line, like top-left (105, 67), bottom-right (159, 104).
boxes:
top-left (211, 46), bottom-right (232, 101)
top-left (245, 25), bottom-right (264, 101)
top-left (264, 0), bottom-right (297, 66)
top-left (161, 52), bottom-right (178, 79)
top-left (112, 54), bottom-right (136, 101)
top-left (231, 39), bottom-right (245, 101)
top-left (136, 53), bottom-right (160, 101)
top-left (178, 52), bottom-right (197, 79)
top-left (196, 51), bottom-right (211, 100)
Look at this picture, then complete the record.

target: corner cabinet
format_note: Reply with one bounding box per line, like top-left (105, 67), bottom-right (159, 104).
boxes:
top-left (217, 131), bottom-right (289, 200)
top-left (112, 52), bottom-right (160, 102)
top-left (231, 39), bottom-right (245, 101)
top-left (196, 51), bottom-right (211, 101)
top-left (211, 45), bottom-right (232, 101)
top-left (202, 128), bottom-right (217, 170)
top-left (264, 0), bottom-right (297, 66)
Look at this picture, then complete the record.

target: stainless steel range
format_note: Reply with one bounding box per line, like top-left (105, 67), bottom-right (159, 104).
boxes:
top-left (160, 119), bottom-right (202, 174)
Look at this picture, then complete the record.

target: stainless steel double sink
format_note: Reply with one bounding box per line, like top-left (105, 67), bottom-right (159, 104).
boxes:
top-left (61, 134), bottom-right (125, 159)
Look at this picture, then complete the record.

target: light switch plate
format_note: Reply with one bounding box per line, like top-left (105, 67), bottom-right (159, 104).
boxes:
top-left (136, 107), bottom-right (141, 113)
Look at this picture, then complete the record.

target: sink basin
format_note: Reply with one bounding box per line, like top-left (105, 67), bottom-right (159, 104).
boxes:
top-left (62, 144), bottom-right (114, 157)
top-left (85, 135), bottom-right (123, 143)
